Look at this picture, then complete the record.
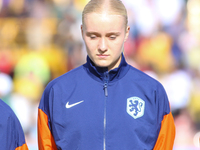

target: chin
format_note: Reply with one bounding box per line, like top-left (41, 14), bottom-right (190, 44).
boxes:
top-left (97, 64), bottom-right (109, 68)
top-left (94, 61), bottom-right (109, 68)
top-left (94, 63), bottom-right (108, 68)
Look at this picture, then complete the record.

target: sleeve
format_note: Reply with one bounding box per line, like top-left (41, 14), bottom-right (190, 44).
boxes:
top-left (153, 111), bottom-right (176, 150)
top-left (37, 86), bottom-right (57, 150)
top-left (0, 99), bottom-right (29, 150)
top-left (153, 84), bottom-right (176, 150)
top-left (13, 115), bottom-right (29, 150)
top-left (15, 144), bottom-right (29, 150)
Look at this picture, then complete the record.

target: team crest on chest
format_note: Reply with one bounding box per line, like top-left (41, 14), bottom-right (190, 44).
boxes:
top-left (127, 97), bottom-right (145, 119)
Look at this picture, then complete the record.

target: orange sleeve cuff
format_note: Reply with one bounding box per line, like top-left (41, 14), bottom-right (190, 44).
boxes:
top-left (153, 112), bottom-right (176, 150)
top-left (15, 143), bottom-right (28, 150)
top-left (38, 108), bottom-right (57, 150)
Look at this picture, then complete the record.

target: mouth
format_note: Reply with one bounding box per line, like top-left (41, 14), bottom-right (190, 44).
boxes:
top-left (97, 54), bottom-right (109, 59)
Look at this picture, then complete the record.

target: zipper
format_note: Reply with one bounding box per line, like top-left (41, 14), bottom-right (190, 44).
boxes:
top-left (103, 72), bottom-right (109, 97)
top-left (103, 72), bottom-right (109, 150)
top-left (104, 82), bottom-right (108, 97)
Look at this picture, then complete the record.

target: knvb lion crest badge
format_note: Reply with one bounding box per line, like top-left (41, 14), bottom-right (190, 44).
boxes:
top-left (127, 97), bottom-right (145, 119)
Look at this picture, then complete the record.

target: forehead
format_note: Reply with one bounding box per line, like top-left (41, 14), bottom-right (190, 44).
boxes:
top-left (83, 12), bottom-right (126, 31)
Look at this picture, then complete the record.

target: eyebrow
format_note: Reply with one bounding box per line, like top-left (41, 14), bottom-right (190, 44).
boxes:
top-left (86, 32), bottom-right (101, 37)
top-left (106, 32), bottom-right (121, 36)
top-left (86, 32), bottom-right (121, 36)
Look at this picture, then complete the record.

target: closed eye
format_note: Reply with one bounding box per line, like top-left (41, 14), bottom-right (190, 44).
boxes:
top-left (86, 32), bottom-right (100, 40)
top-left (109, 35), bottom-right (117, 40)
top-left (90, 35), bottom-right (97, 39)
top-left (106, 32), bottom-right (120, 40)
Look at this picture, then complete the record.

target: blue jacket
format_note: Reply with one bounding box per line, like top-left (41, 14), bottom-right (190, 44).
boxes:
top-left (38, 54), bottom-right (175, 150)
top-left (0, 99), bottom-right (28, 150)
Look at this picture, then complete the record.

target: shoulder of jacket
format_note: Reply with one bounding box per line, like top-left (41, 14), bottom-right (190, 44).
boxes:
top-left (0, 100), bottom-right (17, 122)
top-left (128, 66), bottom-right (164, 88)
top-left (45, 65), bottom-right (85, 90)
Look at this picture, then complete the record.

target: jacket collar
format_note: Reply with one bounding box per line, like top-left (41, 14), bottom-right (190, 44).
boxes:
top-left (83, 54), bottom-right (130, 83)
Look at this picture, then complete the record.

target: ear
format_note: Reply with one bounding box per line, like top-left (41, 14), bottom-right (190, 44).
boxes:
top-left (81, 24), bottom-right (84, 38)
top-left (124, 26), bottom-right (130, 42)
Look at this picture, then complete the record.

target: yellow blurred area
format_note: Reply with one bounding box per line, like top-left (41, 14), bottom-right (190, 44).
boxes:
top-left (13, 76), bottom-right (44, 102)
top-left (187, 0), bottom-right (200, 39)
top-left (189, 87), bottom-right (200, 122)
top-left (0, 17), bottom-right (69, 103)
top-left (137, 32), bottom-right (175, 73)
top-left (14, 52), bottom-right (50, 84)
top-left (0, 18), bottom-right (19, 46)
top-left (0, 18), bottom-right (68, 78)
top-left (39, 46), bottom-right (68, 79)
top-left (74, 0), bottom-right (90, 11)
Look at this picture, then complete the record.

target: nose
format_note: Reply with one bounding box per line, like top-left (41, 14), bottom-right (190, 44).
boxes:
top-left (98, 38), bottom-right (107, 52)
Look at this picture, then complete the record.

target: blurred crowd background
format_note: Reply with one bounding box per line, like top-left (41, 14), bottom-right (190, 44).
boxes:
top-left (0, 0), bottom-right (200, 149)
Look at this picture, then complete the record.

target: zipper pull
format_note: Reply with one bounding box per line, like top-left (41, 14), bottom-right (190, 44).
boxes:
top-left (104, 71), bottom-right (109, 97)
top-left (104, 83), bottom-right (108, 97)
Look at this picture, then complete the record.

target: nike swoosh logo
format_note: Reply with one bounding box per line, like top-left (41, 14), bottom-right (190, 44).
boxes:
top-left (66, 100), bottom-right (84, 109)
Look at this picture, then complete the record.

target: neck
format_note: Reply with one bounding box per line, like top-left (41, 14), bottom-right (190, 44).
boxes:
top-left (108, 54), bottom-right (122, 71)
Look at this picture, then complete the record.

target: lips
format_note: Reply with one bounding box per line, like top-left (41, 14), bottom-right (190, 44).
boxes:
top-left (97, 54), bottom-right (109, 59)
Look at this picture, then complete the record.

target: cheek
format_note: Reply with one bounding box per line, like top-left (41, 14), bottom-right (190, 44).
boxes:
top-left (84, 37), bottom-right (98, 48)
top-left (111, 39), bottom-right (125, 50)
top-left (85, 41), bottom-right (97, 54)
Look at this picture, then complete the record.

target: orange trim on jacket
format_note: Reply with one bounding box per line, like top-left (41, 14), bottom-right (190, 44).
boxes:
top-left (15, 143), bottom-right (29, 150)
top-left (38, 108), bottom-right (57, 150)
top-left (153, 112), bottom-right (175, 150)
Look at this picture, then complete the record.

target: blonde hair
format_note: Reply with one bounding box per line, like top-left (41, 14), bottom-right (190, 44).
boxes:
top-left (82, 0), bottom-right (128, 27)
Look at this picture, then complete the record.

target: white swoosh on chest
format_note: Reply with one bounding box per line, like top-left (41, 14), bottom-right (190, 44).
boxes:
top-left (66, 100), bottom-right (84, 109)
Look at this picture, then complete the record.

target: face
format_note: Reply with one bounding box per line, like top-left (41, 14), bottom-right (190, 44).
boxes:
top-left (81, 12), bottom-right (130, 71)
